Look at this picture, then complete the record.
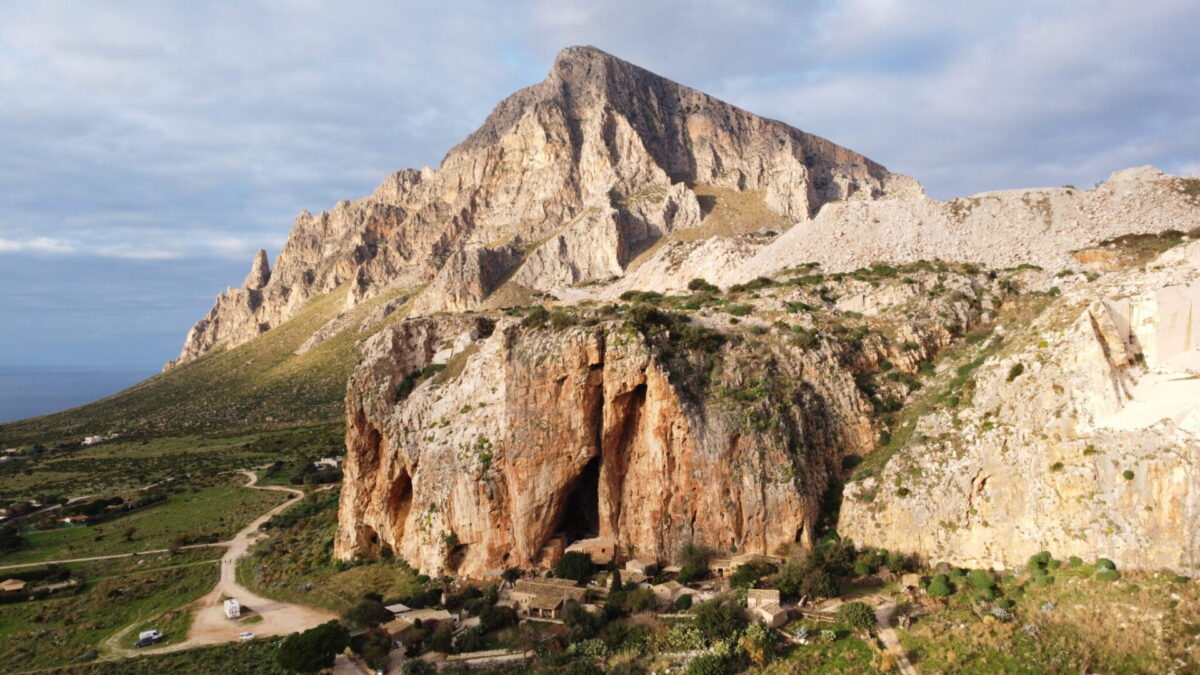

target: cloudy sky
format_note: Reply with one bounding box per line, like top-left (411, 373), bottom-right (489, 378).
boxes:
top-left (2, 0), bottom-right (1198, 368)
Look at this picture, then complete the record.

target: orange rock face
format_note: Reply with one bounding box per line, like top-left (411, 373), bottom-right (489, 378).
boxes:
top-left (332, 313), bottom-right (936, 577)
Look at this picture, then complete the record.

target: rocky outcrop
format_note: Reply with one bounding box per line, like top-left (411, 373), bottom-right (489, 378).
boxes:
top-left (335, 267), bottom-right (1002, 577)
top-left (168, 45), bottom-right (912, 369)
top-left (840, 240), bottom-right (1200, 573)
top-left (728, 167), bottom-right (1200, 283)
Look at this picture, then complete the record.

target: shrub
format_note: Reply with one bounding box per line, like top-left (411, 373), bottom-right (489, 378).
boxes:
top-left (729, 561), bottom-right (774, 589)
top-left (674, 593), bottom-right (693, 611)
top-left (1067, 556), bottom-right (1083, 567)
top-left (1096, 569), bottom-right (1121, 582)
top-left (622, 588), bottom-right (659, 613)
top-left (1049, 461), bottom-right (1064, 472)
top-left (927, 575), bottom-right (952, 598)
top-left (687, 278), bottom-right (720, 293)
top-left (676, 565), bottom-right (706, 583)
top-left (693, 600), bottom-right (746, 642)
top-left (1096, 558), bottom-right (1116, 571)
top-left (975, 587), bottom-right (996, 601)
top-left (554, 551), bottom-right (594, 584)
top-left (1036, 575), bottom-right (1054, 586)
top-left (276, 621), bottom-right (350, 673)
top-left (549, 309), bottom-right (577, 329)
top-left (1007, 363), bottom-right (1025, 382)
top-left (687, 653), bottom-right (730, 675)
top-left (836, 601), bottom-right (876, 631)
top-left (1122, 470), bottom-right (1135, 480)
top-left (968, 569), bottom-right (996, 590)
top-left (521, 305), bottom-right (549, 327)
top-left (727, 304), bottom-right (753, 317)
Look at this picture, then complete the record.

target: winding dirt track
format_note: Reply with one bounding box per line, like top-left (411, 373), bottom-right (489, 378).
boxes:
top-left (105, 471), bottom-right (336, 658)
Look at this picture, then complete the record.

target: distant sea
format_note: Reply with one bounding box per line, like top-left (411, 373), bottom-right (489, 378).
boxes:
top-left (0, 366), bottom-right (156, 424)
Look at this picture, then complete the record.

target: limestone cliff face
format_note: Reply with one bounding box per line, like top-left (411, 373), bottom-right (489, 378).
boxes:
top-left (334, 266), bottom-right (1000, 577)
top-left (168, 46), bottom-right (909, 369)
top-left (840, 240), bottom-right (1200, 573)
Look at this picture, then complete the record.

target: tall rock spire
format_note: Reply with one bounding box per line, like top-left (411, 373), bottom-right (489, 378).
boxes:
top-left (243, 249), bottom-right (271, 290)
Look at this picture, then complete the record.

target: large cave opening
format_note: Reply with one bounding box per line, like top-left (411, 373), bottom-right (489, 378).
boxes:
top-left (386, 469), bottom-right (413, 546)
top-left (560, 455), bottom-right (602, 543)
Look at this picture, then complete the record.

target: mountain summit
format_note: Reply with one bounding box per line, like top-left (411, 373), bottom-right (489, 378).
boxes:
top-left (168, 46), bottom-right (916, 368)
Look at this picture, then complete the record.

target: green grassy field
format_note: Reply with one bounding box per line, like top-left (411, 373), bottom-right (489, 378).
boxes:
top-left (234, 489), bottom-right (423, 613)
top-left (898, 564), bottom-right (1200, 673)
top-left (61, 637), bottom-right (286, 674)
top-left (0, 424), bottom-right (342, 502)
top-left (750, 620), bottom-right (877, 674)
top-left (0, 551), bottom-right (220, 672)
top-left (1, 477), bottom-right (289, 565)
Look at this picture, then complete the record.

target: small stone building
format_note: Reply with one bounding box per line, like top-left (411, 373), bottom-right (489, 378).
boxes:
top-left (510, 578), bottom-right (587, 619)
top-left (0, 579), bottom-right (26, 593)
top-left (747, 588), bottom-right (788, 627)
top-left (625, 557), bottom-right (657, 575)
top-left (564, 536), bottom-right (615, 565)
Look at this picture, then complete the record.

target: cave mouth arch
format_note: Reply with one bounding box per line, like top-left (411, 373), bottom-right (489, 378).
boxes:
top-left (559, 455), bottom-right (601, 543)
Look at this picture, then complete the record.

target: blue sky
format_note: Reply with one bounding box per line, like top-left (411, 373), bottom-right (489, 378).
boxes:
top-left (1, 0), bottom-right (1198, 368)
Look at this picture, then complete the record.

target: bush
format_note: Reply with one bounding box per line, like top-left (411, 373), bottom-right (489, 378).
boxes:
top-left (927, 575), bottom-right (952, 598)
top-left (727, 304), bottom-right (753, 317)
top-left (687, 653), bottom-right (730, 675)
top-left (342, 598), bottom-right (392, 629)
top-left (968, 569), bottom-right (996, 590)
top-left (1122, 470), bottom-right (1135, 480)
top-left (1067, 556), bottom-right (1083, 567)
top-left (622, 588), bottom-right (659, 613)
top-left (729, 561), bottom-right (774, 589)
top-left (276, 620), bottom-right (350, 673)
top-left (1096, 569), bottom-right (1121, 582)
top-left (1096, 558), bottom-right (1116, 571)
top-left (521, 305), bottom-right (550, 327)
top-left (554, 551), bottom-right (594, 584)
top-left (674, 593), bottom-right (693, 611)
top-left (687, 278), bottom-right (720, 294)
top-left (836, 601), bottom-right (876, 631)
top-left (693, 600), bottom-right (746, 642)
top-left (1007, 363), bottom-right (1025, 382)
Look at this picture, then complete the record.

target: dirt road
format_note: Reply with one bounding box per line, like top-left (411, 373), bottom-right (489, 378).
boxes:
top-left (874, 599), bottom-right (918, 675)
top-left (105, 471), bottom-right (336, 657)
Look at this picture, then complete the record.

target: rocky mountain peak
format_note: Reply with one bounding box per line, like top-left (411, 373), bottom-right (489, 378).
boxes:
top-left (243, 249), bottom-right (271, 291)
top-left (167, 48), bottom-right (918, 369)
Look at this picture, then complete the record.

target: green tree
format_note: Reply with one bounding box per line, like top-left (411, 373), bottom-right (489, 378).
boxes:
top-left (836, 601), bottom-right (876, 631)
top-left (501, 567), bottom-right (522, 586)
top-left (729, 561), bottom-right (774, 589)
top-left (554, 551), bottom-right (594, 584)
top-left (610, 568), bottom-right (622, 592)
top-left (276, 621), bottom-right (350, 673)
top-left (342, 597), bottom-right (392, 629)
top-left (693, 600), bottom-right (746, 643)
top-left (352, 628), bottom-right (392, 670)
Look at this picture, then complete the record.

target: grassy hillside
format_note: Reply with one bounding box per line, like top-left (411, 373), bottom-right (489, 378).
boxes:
top-left (0, 284), bottom-right (409, 447)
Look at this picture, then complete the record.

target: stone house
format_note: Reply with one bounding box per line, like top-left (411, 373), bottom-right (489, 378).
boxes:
top-left (746, 588), bottom-right (788, 627)
top-left (510, 578), bottom-right (587, 619)
top-left (625, 557), bottom-right (657, 575)
top-left (564, 536), bottom-right (615, 565)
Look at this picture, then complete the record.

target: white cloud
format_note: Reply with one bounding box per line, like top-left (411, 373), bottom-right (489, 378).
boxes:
top-left (0, 236), bottom-right (78, 254)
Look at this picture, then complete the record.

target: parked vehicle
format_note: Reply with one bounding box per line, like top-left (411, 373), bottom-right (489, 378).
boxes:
top-left (238, 631), bottom-right (254, 641)
top-left (224, 598), bottom-right (241, 619)
top-left (134, 629), bottom-right (163, 648)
